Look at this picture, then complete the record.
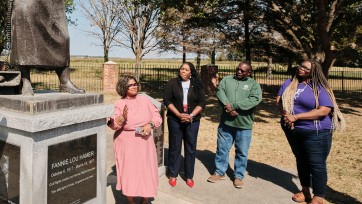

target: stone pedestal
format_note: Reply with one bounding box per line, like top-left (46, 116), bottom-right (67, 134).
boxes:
top-left (0, 93), bottom-right (113, 204)
top-left (201, 64), bottom-right (219, 95)
top-left (139, 94), bottom-right (166, 177)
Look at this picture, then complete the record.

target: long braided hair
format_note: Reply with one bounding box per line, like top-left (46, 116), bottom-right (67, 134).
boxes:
top-left (282, 59), bottom-right (346, 131)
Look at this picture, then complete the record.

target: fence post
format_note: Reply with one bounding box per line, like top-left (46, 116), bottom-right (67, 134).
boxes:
top-left (157, 68), bottom-right (160, 89)
top-left (103, 61), bottom-right (119, 93)
top-left (341, 71), bottom-right (344, 93)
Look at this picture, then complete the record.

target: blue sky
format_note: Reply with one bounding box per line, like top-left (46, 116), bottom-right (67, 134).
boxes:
top-left (68, 7), bottom-right (179, 59)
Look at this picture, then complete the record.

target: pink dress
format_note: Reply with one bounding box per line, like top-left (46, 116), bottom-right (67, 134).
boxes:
top-left (108, 95), bottom-right (162, 197)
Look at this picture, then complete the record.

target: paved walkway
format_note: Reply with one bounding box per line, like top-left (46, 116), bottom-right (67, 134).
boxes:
top-left (105, 130), bottom-right (303, 204)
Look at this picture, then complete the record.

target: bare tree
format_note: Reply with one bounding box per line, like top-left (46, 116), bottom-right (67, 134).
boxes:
top-left (155, 7), bottom-right (192, 62)
top-left (79, 0), bottom-right (123, 62)
top-left (156, 2), bottom-right (224, 65)
top-left (115, 0), bottom-right (160, 69)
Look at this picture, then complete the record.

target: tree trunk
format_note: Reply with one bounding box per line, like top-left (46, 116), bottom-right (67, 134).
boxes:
top-left (315, 0), bottom-right (334, 78)
top-left (321, 52), bottom-right (334, 79)
top-left (267, 57), bottom-right (273, 79)
top-left (183, 46), bottom-right (186, 63)
top-left (196, 51), bottom-right (201, 70)
top-left (244, 0), bottom-right (251, 62)
top-left (104, 46), bottom-right (109, 62)
top-left (211, 47), bottom-right (215, 65)
top-left (135, 51), bottom-right (142, 82)
top-left (133, 51), bottom-right (142, 90)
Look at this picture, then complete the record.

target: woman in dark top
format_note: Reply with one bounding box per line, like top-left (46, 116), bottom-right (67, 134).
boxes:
top-left (163, 62), bottom-right (206, 188)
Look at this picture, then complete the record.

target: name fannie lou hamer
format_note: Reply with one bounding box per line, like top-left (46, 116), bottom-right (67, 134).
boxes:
top-left (51, 151), bottom-right (95, 170)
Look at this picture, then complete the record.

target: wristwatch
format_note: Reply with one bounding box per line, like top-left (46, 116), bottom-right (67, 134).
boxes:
top-left (190, 113), bottom-right (194, 118)
top-left (149, 121), bottom-right (155, 129)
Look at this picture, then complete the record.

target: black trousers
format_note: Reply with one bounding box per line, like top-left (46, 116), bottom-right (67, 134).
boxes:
top-left (167, 118), bottom-right (200, 179)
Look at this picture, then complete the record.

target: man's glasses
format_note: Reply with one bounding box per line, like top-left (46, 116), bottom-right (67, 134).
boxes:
top-left (127, 83), bottom-right (139, 88)
top-left (298, 65), bottom-right (311, 72)
top-left (236, 68), bottom-right (249, 73)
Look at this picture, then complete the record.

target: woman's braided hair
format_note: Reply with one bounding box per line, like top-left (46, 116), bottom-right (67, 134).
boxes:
top-left (282, 59), bottom-right (346, 131)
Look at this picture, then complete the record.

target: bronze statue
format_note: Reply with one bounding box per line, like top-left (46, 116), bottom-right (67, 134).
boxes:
top-left (10, 0), bottom-right (84, 95)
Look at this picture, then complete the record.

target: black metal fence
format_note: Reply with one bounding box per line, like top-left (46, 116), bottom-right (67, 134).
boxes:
top-left (30, 62), bottom-right (362, 94)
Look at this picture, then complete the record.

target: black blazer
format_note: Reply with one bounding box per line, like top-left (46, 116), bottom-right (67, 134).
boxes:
top-left (163, 77), bottom-right (206, 122)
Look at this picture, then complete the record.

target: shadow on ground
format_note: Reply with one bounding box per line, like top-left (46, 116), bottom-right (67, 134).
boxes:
top-left (162, 147), bottom-right (361, 204)
top-left (194, 149), bottom-right (300, 193)
top-left (326, 186), bottom-right (362, 204)
top-left (107, 146), bottom-right (361, 204)
top-left (106, 165), bottom-right (128, 204)
top-left (165, 148), bottom-right (300, 193)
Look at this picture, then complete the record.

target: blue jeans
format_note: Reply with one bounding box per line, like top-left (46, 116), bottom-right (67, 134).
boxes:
top-left (167, 118), bottom-right (200, 179)
top-left (282, 126), bottom-right (332, 197)
top-left (214, 124), bottom-right (252, 179)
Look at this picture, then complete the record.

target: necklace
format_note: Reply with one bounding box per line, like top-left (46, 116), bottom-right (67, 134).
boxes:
top-left (294, 83), bottom-right (308, 99)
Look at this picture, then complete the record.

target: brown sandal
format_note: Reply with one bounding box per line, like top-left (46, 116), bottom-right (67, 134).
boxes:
top-left (308, 196), bottom-right (324, 204)
top-left (292, 192), bottom-right (312, 203)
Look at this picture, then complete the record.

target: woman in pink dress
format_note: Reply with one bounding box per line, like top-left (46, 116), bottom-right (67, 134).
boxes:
top-left (108, 75), bottom-right (162, 204)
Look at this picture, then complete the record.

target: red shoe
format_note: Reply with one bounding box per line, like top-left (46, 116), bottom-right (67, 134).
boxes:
top-left (169, 177), bottom-right (176, 187)
top-left (186, 179), bottom-right (194, 188)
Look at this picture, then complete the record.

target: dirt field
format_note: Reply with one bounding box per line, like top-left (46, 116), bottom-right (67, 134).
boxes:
top-left (105, 91), bottom-right (362, 204)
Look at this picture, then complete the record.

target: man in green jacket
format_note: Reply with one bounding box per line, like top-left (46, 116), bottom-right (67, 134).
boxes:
top-left (207, 62), bottom-right (262, 188)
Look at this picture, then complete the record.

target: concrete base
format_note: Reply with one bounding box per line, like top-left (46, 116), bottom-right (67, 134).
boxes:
top-left (0, 93), bottom-right (113, 204)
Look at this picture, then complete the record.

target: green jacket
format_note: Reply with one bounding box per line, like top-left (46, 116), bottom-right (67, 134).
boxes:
top-left (217, 75), bottom-right (262, 129)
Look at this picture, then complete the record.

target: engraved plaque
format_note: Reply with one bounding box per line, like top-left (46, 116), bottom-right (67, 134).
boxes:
top-left (47, 135), bottom-right (97, 204)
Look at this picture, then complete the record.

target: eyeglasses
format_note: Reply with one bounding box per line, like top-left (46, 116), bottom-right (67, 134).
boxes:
top-left (127, 83), bottom-right (139, 88)
top-left (236, 68), bottom-right (249, 73)
top-left (298, 65), bottom-right (311, 71)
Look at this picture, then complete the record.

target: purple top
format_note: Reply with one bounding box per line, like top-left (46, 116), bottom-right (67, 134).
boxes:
top-left (278, 79), bottom-right (334, 130)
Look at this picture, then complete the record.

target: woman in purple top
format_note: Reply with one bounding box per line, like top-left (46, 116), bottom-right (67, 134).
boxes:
top-left (277, 60), bottom-right (345, 204)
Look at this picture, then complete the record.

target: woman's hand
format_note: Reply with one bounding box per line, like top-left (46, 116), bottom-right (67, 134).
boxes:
top-left (284, 114), bottom-right (297, 127)
top-left (122, 105), bottom-right (128, 120)
top-left (115, 105), bottom-right (128, 126)
top-left (142, 123), bottom-right (152, 137)
top-left (180, 113), bottom-right (191, 123)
